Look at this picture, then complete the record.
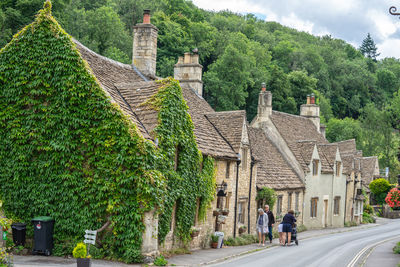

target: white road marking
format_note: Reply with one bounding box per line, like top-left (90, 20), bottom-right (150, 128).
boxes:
top-left (346, 235), bottom-right (400, 267)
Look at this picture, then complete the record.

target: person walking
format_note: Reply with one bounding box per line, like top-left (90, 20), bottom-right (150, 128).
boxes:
top-left (264, 205), bottom-right (275, 243)
top-left (256, 208), bottom-right (268, 246)
top-left (282, 210), bottom-right (296, 246)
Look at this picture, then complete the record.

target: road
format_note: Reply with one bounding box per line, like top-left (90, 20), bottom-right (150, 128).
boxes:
top-left (211, 219), bottom-right (400, 267)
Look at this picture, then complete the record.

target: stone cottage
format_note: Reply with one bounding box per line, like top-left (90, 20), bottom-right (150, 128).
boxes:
top-left (250, 90), bottom-right (346, 229)
top-left (335, 139), bottom-right (364, 224)
top-left (75, 10), bottom-right (258, 252)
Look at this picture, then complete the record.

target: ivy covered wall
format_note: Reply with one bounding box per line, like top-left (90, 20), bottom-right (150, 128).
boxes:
top-left (0, 1), bottom-right (215, 262)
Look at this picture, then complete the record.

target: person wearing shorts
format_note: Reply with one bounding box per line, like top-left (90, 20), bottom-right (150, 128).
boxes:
top-left (256, 208), bottom-right (268, 246)
top-left (278, 222), bottom-right (284, 245)
top-left (282, 210), bottom-right (296, 246)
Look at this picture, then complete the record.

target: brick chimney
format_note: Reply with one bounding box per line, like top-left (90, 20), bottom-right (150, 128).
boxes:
top-left (300, 93), bottom-right (320, 132)
top-left (256, 82), bottom-right (272, 121)
top-left (133, 10), bottom-right (158, 78)
top-left (174, 49), bottom-right (203, 96)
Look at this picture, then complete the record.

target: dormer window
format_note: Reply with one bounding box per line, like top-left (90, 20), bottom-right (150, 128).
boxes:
top-left (336, 161), bottom-right (341, 176)
top-left (312, 159), bottom-right (319, 176)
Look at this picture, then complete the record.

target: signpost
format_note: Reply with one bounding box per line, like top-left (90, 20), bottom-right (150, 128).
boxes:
top-left (83, 230), bottom-right (97, 256)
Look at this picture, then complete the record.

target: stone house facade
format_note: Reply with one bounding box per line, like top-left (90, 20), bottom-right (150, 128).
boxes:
top-left (72, 10), bottom-right (260, 253)
top-left (250, 90), bottom-right (347, 229)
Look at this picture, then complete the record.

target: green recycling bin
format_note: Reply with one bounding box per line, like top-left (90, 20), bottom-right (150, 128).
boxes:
top-left (32, 216), bottom-right (54, 256)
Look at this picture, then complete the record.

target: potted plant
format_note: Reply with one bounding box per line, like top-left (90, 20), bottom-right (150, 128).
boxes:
top-left (210, 234), bottom-right (219, 248)
top-left (238, 225), bottom-right (247, 235)
top-left (221, 209), bottom-right (229, 216)
top-left (190, 227), bottom-right (200, 238)
top-left (213, 209), bottom-right (220, 216)
top-left (73, 242), bottom-right (91, 267)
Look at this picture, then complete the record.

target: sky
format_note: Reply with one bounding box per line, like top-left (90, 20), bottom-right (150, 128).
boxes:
top-left (192, 0), bottom-right (400, 59)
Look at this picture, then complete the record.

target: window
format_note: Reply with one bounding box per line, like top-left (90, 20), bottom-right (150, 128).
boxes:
top-left (311, 198), bottom-right (318, 217)
top-left (288, 192), bottom-right (292, 211)
top-left (217, 196), bottom-right (224, 209)
top-left (312, 160), bottom-right (319, 176)
top-left (336, 161), bottom-right (341, 176)
top-left (355, 201), bottom-right (359, 215)
top-left (226, 162), bottom-right (230, 179)
top-left (242, 148), bottom-right (248, 170)
top-left (225, 193), bottom-right (231, 209)
top-left (295, 192), bottom-right (300, 212)
top-left (277, 195), bottom-right (283, 215)
top-left (334, 196), bottom-right (340, 215)
top-left (238, 202), bottom-right (246, 223)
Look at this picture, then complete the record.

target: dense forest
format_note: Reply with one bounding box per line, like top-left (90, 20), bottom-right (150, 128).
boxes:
top-left (1, 0), bottom-right (399, 181)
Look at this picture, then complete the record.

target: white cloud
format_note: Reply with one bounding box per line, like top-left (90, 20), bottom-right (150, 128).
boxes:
top-left (378, 38), bottom-right (400, 58)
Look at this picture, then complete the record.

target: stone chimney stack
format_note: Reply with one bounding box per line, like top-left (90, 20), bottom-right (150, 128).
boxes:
top-left (174, 49), bottom-right (203, 95)
top-left (257, 82), bottom-right (272, 120)
top-left (133, 9), bottom-right (158, 78)
top-left (300, 93), bottom-right (320, 132)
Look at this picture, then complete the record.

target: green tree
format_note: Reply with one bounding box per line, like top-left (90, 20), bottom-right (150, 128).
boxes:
top-left (256, 187), bottom-right (277, 210)
top-left (359, 33), bottom-right (380, 61)
top-left (369, 178), bottom-right (391, 204)
top-left (326, 117), bottom-right (362, 144)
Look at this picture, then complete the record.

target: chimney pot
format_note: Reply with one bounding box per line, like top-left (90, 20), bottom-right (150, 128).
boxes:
top-left (261, 82), bottom-right (266, 92)
top-left (310, 93), bottom-right (315, 104)
top-left (306, 94), bottom-right (311, 105)
top-left (143, 9), bottom-right (151, 24)
top-left (183, 52), bottom-right (191, 64)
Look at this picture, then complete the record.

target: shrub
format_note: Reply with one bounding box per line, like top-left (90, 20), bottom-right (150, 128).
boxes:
top-left (154, 255), bottom-right (168, 266)
top-left (363, 204), bottom-right (374, 214)
top-left (344, 221), bottom-right (358, 227)
top-left (370, 178), bottom-right (391, 204)
top-left (224, 234), bottom-right (257, 246)
top-left (72, 243), bottom-right (87, 259)
top-left (362, 212), bottom-right (375, 223)
top-left (297, 224), bottom-right (307, 233)
top-left (393, 242), bottom-right (400, 254)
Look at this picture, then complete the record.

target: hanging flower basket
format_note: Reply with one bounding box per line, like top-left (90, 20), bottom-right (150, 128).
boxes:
top-left (213, 210), bottom-right (220, 216)
top-left (221, 209), bottom-right (229, 216)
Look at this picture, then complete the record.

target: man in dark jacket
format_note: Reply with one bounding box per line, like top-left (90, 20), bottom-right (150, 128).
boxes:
top-left (264, 205), bottom-right (275, 243)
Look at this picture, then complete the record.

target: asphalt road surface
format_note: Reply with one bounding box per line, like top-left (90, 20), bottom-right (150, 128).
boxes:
top-left (211, 219), bottom-right (400, 267)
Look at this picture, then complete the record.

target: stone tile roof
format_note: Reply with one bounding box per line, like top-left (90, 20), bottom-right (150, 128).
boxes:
top-left (205, 110), bottom-right (246, 153)
top-left (270, 111), bottom-right (328, 145)
top-left (361, 156), bottom-right (379, 185)
top-left (340, 154), bottom-right (354, 175)
top-left (335, 139), bottom-right (357, 155)
top-left (317, 144), bottom-right (338, 174)
top-left (334, 139), bottom-right (357, 175)
top-left (115, 81), bottom-right (160, 135)
top-left (75, 40), bottom-right (237, 159)
top-left (293, 141), bottom-right (316, 172)
top-left (181, 88), bottom-right (237, 159)
top-left (248, 128), bottom-right (304, 190)
top-left (74, 40), bottom-right (151, 139)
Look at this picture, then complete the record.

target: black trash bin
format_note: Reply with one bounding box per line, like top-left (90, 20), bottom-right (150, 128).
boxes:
top-left (32, 216), bottom-right (54, 256)
top-left (11, 223), bottom-right (26, 246)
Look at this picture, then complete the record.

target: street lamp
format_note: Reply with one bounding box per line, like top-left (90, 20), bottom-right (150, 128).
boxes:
top-left (389, 6), bottom-right (400, 17)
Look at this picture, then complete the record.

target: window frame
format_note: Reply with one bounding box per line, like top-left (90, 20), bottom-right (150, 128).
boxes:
top-left (311, 197), bottom-right (318, 218)
top-left (334, 196), bottom-right (340, 215)
top-left (312, 159), bottom-right (319, 176)
top-left (277, 195), bottom-right (283, 216)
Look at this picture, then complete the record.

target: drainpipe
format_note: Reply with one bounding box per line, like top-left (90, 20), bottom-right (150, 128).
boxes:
top-left (247, 157), bottom-right (255, 234)
top-left (344, 175), bottom-right (350, 225)
top-left (233, 153), bottom-right (241, 238)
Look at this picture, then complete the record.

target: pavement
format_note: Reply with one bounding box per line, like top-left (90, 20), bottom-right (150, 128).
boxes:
top-left (208, 218), bottom-right (400, 267)
top-left (362, 238), bottom-right (400, 267)
top-left (11, 217), bottom-right (397, 267)
top-left (168, 220), bottom-right (384, 266)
